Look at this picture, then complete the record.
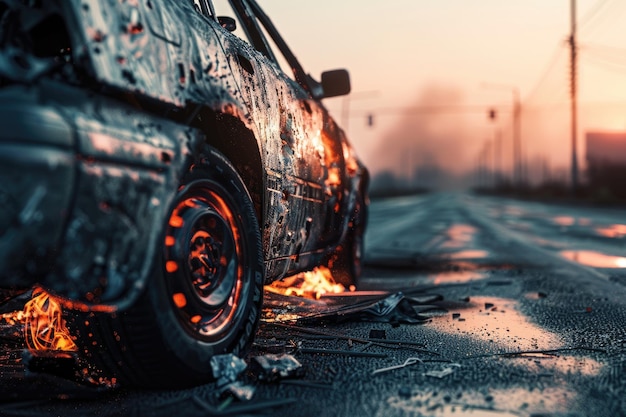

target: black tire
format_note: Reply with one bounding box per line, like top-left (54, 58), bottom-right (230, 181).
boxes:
top-left (70, 147), bottom-right (264, 388)
top-left (328, 194), bottom-right (367, 287)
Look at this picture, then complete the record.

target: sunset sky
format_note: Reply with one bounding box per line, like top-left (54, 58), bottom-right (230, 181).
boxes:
top-left (260, 0), bottom-right (626, 183)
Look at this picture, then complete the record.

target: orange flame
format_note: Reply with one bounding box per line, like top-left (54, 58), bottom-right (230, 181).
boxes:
top-left (265, 266), bottom-right (348, 299)
top-left (24, 287), bottom-right (78, 355)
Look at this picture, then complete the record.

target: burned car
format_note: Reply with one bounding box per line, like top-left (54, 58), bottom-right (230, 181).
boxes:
top-left (0, 0), bottom-right (368, 387)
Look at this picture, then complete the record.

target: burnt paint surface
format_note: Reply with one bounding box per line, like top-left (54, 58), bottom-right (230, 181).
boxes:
top-left (0, 0), bottom-right (366, 305)
top-left (0, 81), bottom-right (200, 305)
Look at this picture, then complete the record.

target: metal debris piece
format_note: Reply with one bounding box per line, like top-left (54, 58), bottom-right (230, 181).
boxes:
top-left (297, 291), bottom-right (430, 325)
top-left (424, 363), bottom-right (461, 379)
top-left (364, 292), bottom-right (410, 317)
top-left (369, 329), bottom-right (386, 339)
top-left (221, 381), bottom-right (255, 401)
top-left (210, 354), bottom-right (255, 401)
top-left (252, 353), bottom-right (304, 382)
top-left (372, 357), bottom-right (423, 375)
top-left (210, 354), bottom-right (247, 386)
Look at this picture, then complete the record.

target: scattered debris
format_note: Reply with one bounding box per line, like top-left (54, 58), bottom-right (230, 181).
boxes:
top-left (372, 357), bottom-right (423, 375)
top-left (369, 329), bottom-right (386, 339)
top-left (210, 354), bottom-right (247, 386)
top-left (299, 348), bottom-right (387, 358)
top-left (424, 363), bottom-right (461, 379)
top-left (220, 381), bottom-right (255, 402)
top-left (252, 353), bottom-right (305, 382)
top-left (210, 354), bottom-right (255, 401)
top-left (265, 323), bottom-right (437, 355)
top-left (466, 346), bottom-right (608, 360)
top-left (297, 292), bottom-right (430, 325)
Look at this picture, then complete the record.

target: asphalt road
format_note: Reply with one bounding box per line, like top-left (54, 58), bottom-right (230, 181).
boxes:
top-left (2, 192), bottom-right (626, 417)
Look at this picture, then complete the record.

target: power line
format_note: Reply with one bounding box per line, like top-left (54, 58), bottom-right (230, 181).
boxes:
top-left (579, 0), bottom-right (626, 40)
top-left (352, 104), bottom-right (512, 117)
top-left (582, 52), bottom-right (626, 73)
top-left (524, 44), bottom-right (567, 105)
top-left (582, 43), bottom-right (626, 59)
top-left (525, 0), bottom-right (625, 107)
top-left (578, 0), bottom-right (613, 29)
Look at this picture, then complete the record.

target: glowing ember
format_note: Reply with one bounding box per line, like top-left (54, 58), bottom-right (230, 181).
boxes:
top-left (1, 309), bottom-right (26, 326)
top-left (265, 267), bottom-right (349, 299)
top-left (24, 288), bottom-right (78, 355)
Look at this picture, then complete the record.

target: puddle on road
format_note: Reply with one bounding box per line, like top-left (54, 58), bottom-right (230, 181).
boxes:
top-left (421, 296), bottom-right (604, 416)
top-left (552, 216), bottom-right (592, 227)
top-left (385, 386), bottom-right (578, 417)
top-left (361, 270), bottom-right (489, 292)
top-left (504, 206), bottom-right (525, 217)
top-left (531, 236), bottom-right (566, 250)
top-left (506, 352), bottom-right (602, 377)
top-left (553, 216), bottom-right (575, 226)
top-left (561, 250), bottom-right (626, 268)
top-left (447, 249), bottom-right (490, 260)
top-left (442, 224), bottom-right (477, 249)
top-left (431, 270), bottom-right (486, 285)
top-left (431, 296), bottom-right (562, 351)
top-left (595, 224), bottom-right (626, 238)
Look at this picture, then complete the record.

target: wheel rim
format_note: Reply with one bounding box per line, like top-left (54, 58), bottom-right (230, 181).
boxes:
top-left (163, 180), bottom-right (247, 342)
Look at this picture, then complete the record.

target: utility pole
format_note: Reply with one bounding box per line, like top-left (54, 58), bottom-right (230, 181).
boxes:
top-left (513, 89), bottom-right (521, 185)
top-left (569, 0), bottom-right (579, 192)
top-left (495, 129), bottom-right (502, 185)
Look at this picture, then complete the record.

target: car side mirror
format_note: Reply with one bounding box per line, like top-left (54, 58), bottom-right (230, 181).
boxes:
top-left (218, 16), bottom-right (237, 32)
top-left (321, 69), bottom-right (351, 98)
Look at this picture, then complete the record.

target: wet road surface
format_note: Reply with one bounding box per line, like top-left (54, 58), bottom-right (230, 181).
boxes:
top-left (2, 192), bottom-right (626, 416)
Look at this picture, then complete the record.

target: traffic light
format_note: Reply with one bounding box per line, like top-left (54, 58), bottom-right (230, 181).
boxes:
top-left (367, 114), bottom-right (374, 127)
top-left (488, 109), bottom-right (496, 120)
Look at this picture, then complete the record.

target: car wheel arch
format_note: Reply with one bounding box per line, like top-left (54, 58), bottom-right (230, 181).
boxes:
top-left (189, 107), bottom-right (265, 225)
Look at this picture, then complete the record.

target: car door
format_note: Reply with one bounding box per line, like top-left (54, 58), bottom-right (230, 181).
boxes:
top-left (209, 0), bottom-right (347, 277)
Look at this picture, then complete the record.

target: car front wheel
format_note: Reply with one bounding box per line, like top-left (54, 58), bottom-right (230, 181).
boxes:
top-left (72, 147), bottom-right (264, 388)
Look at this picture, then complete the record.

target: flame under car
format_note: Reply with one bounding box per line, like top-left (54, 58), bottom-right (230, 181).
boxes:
top-left (0, 0), bottom-right (368, 387)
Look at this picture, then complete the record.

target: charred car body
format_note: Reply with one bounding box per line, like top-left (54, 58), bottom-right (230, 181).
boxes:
top-left (0, 0), bottom-right (368, 387)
